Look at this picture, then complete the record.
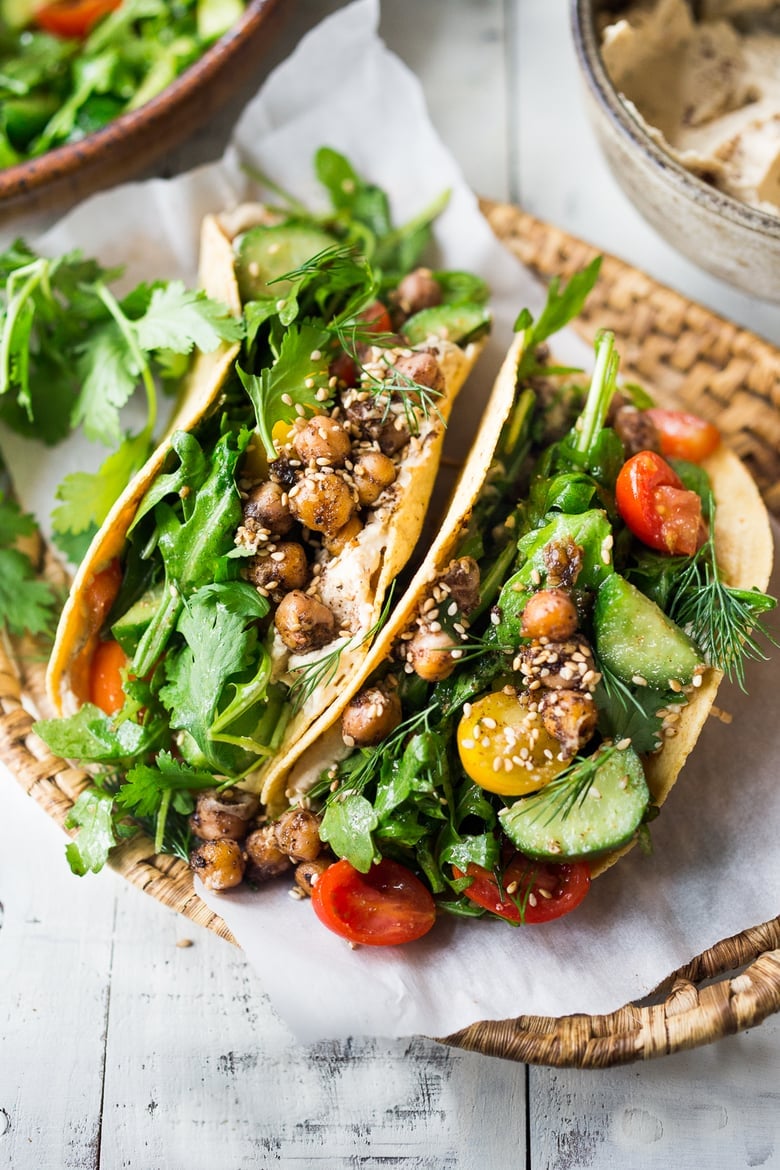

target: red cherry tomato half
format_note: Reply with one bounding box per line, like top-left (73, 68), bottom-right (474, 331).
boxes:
top-left (359, 299), bottom-right (393, 335)
top-left (645, 408), bottom-right (720, 464)
top-left (616, 450), bottom-right (703, 556)
top-left (89, 639), bottom-right (128, 715)
top-left (329, 348), bottom-right (359, 388)
top-left (454, 854), bottom-right (590, 924)
top-left (311, 858), bottom-right (436, 946)
top-left (35, 0), bottom-right (121, 38)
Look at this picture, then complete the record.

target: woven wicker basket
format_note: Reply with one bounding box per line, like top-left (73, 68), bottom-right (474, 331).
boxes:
top-left (2, 202), bottom-right (778, 1069)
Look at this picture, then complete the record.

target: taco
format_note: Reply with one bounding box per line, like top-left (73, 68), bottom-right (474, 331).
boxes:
top-left (39, 150), bottom-right (491, 856)
top-left (243, 263), bottom-right (775, 944)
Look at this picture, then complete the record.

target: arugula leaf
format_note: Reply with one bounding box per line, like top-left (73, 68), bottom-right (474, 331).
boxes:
top-left (238, 323), bottom-right (332, 458)
top-left (315, 146), bottom-right (392, 239)
top-left (320, 792), bottom-right (379, 873)
top-left (514, 258), bottom-right (602, 367)
top-left (594, 663), bottom-right (686, 754)
top-left (64, 788), bottom-right (120, 876)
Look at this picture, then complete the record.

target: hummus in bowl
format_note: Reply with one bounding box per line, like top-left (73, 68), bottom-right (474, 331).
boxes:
top-left (602, 0), bottom-right (780, 215)
top-left (571, 0), bottom-right (780, 300)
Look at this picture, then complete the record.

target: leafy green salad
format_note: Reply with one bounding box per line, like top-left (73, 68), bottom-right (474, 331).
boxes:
top-left (0, 0), bottom-right (245, 166)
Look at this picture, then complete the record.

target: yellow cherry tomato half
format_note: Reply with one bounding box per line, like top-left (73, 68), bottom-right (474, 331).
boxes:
top-left (272, 418), bottom-right (296, 449)
top-left (457, 691), bottom-right (569, 796)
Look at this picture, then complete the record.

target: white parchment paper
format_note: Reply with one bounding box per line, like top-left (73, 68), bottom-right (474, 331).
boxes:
top-left (1, 0), bottom-right (778, 1042)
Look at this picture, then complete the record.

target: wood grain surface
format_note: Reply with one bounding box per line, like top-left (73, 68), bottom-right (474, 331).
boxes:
top-left (2, 1), bottom-right (780, 1166)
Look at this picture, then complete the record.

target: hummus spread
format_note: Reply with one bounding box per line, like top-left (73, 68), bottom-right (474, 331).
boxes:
top-left (602, 0), bottom-right (780, 214)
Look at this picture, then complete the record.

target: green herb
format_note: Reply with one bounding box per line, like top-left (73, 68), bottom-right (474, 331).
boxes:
top-left (64, 788), bottom-right (121, 876)
top-left (116, 751), bottom-right (219, 855)
top-left (502, 748), bottom-right (618, 828)
top-left (669, 509), bottom-right (777, 690)
top-left (514, 258), bottom-right (602, 377)
top-left (594, 660), bottom-right (686, 754)
top-left (0, 490), bottom-right (57, 637)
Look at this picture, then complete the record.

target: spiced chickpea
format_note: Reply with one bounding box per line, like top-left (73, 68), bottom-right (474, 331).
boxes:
top-left (537, 689), bottom-right (598, 759)
top-left (521, 588), bottom-right (579, 641)
top-left (341, 681), bottom-right (402, 747)
top-left (288, 471), bottom-right (357, 537)
top-left (294, 857), bottom-right (332, 897)
top-left (352, 450), bottom-right (397, 506)
top-left (322, 514), bottom-right (363, 556)
top-left (190, 789), bottom-right (259, 842)
top-left (394, 350), bottom-right (444, 393)
top-left (245, 542), bottom-right (308, 594)
top-left (242, 480), bottom-right (293, 535)
top-left (274, 591), bottom-right (336, 653)
top-left (406, 626), bottom-right (460, 682)
top-left (273, 808), bottom-right (322, 862)
top-left (245, 825), bottom-right (291, 881)
top-left (292, 415), bottom-right (352, 467)
top-left (394, 268), bottom-right (442, 317)
top-left (190, 838), bottom-right (245, 891)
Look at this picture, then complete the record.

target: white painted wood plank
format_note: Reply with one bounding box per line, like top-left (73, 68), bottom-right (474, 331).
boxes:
top-left (529, 1023), bottom-right (780, 1169)
top-left (95, 881), bottom-right (528, 1168)
top-left (0, 774), bottom-right (116, 1170)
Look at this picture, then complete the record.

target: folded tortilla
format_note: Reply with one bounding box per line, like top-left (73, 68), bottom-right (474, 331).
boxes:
top-left (46, 210), bottom-right (488, 798)
top-left (278, 330), bottom-right (775, 875)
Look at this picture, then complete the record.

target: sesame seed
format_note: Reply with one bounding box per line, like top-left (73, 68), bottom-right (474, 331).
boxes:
top-left (616, 737), bottom-right (631, 751)
top-left (310, 350), bottom-right (322, 361)
top-left (492, 758), bottom-right (502, 772)
top-left (538, 888), bottom-right (552, 900)
top-left (289, 888), bottom-right (305, 900)
top-left (692, 673), bottom-right (703, 687)
top-left (506, 881), bottom-right (519, 895)
top-left (276, 299), bottom-right (286, 311)
top-left (453, 622), bottom-right (466, 635)
top-left (528, 893), bottom-right (538, 907)
top-left (481, 737), bottom-right (491, 749)
top-left (669, 678), bottom-right (683, 692)
top-left (504, 759), bottom-right (514, 773)
top-left (451, 649), bottom-right (464, 659)
top-left (448, 602), bottom-right (458, 617)
top-left (531, 569), bottom-right (542, 586)
top-left (295, 403), bottom-right (307, 416)
top-left (504, 515), bottom-right (516, 529)
top-left (281, 393), bottom-right (293, 406)
top-left (490, 612), bottom-right (500, 626)
top-left (461, 738), bottom-right (475, 750)
top-left (463, 703), bottom-right (472, 717)
top-left (482, 717), bottom-right (497, 730)
top-left (589, 786), bottom-right (602, 800)
top-left (631, 674), bottom-right (647, 687)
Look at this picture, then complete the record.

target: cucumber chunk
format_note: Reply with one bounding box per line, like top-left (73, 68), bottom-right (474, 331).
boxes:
top-left (594, 573), bottom-right (702, 688)
top-left (499, 745), bottom-right (650, 860)
top-left (111, 585), bottom-right (164, 655)
top-left (234, 224), bottom-right (337, 303)
top-left (402, 303), bottom-right (491, 347)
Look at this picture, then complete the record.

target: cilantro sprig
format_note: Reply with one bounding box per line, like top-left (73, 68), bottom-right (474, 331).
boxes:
top-left (0, 489), bottom-right (58, 638)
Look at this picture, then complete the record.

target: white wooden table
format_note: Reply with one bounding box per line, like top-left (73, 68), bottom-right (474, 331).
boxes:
top-left (2, 2), bottom-right (780, 1166)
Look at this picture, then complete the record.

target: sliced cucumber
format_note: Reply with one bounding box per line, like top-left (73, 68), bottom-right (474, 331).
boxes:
top-left (111, 585), bottom-right (164, 655)
top-left (594, 573), bottom-right (702, 689)
top-left (233, 224), bottom-right (337, 303)
top-left (499, 746), bottom-right (650, 861)
top-left (402, 303), bottom-right (491, 347)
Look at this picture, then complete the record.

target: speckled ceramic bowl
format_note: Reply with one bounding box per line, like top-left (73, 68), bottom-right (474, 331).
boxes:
top-left (0, 0), bottom-right (283, 219)
top-left (571, 0), bottom-right (780, 301)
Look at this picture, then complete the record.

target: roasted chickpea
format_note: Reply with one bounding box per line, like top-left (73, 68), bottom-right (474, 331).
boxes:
top-left (288, 471), bottom-right (357, 537)
top-left (537, 689), bottom-right (598, 759)
top-left (352, 450), bottom-right (397, 506)
top-left (190, 838), bottom-right (245, 891)
top-left (245, 542), bottom-right (308, 594)
top-left (394, 268), bottom-right (442, 317)
top-left (190, 789), bottom-right (259, 841)
top-left (294, 857), bottom-right (332, 896)
top-left (322, 514), bottom-right (363, 556)
top-left (394, 350), bottom-right (444, 393)
top-left (521, 588), bottom-right (579, 641)
top-left (292, 415), bottom-right (352, 467)
top-left (242, 480), bottom-right (293, 535)
top-left (517, 633), bottom-right (599, 692)
top-left (341, 680), bottom-right (402, 747)
top-left (275, 590), bottom-right (337, 653)
top-left (345, 397), bottom-right (410, 456)
top-left (245, 825), bottom-right (291, 881)
top-left (274, 808), bottom-right (322, 861)
top-left (406, 626), bottom-right (460, 682)
top-left (440, 556), bottom-right (481, 616)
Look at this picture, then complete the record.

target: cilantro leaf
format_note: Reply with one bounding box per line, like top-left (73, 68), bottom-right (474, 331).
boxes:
top-left (72, 320), bottom-right (139, 446)
top-left (51, 431), bottom-right (151, 537)
top-left (134, 282), bottom-right (243, 354)
top-left (64, 788), bottom-right (120, 876)
top-left (238, 323), bottom-right (332, 458)
top-left (34, 702), bottom-right (161, 763)
top-left (0, 493), bottom-right (57, 637)
top-left (116, 751), bottom-right (216, 817)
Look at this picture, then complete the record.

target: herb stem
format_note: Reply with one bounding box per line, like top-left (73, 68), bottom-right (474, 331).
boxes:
top-left (97, 282), bottom-right (158, 439)
top-left (574, 329), bottom-right (617, 460)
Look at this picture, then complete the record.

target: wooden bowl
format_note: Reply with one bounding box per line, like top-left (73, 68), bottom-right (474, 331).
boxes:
top-left (0, 0), bottom-right (284, 220)
top-left (570, 0), bottom-right (780, 302)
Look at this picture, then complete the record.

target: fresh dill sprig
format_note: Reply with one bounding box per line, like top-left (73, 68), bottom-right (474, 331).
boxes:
top-left (335, 322), bottom-right (445, 435)
top-left (288, 586), bottom-right (396, 713)
top-left (668, 505), bottom-right (777, 691)
top-left (506, 747), bottom-right (618, 828)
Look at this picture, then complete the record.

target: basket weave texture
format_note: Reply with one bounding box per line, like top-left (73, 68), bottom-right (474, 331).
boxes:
top-left (1, 202), bottom-right (778, 1067)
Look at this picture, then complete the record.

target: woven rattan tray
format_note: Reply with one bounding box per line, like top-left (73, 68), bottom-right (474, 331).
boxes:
top-left (2, 202), bottom-right (779, 1068)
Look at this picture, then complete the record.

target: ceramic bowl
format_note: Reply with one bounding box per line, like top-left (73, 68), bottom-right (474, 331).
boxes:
top-left (0, 0), bottom-right (283, 219)
top-left (570, 0), bottom-right (780, 301)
